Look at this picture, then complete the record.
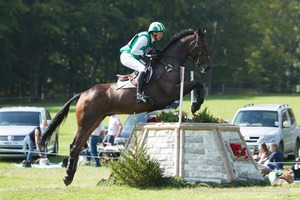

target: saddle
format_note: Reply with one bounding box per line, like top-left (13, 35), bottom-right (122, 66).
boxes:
top-left (117, 66), bottom-right (153, 87)
top-left (117, 73), bottom-right (138, 86)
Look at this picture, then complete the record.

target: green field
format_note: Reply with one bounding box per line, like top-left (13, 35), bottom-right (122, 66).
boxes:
top-left (0, 94), bottom-right (300, 199)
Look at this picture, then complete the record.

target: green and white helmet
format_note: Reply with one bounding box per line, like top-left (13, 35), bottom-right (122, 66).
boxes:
top-left (148, 22), bottom-right (166, 32)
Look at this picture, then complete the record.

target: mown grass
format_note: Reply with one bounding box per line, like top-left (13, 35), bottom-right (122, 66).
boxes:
top-left (0, 94), bottom-right (300, 199)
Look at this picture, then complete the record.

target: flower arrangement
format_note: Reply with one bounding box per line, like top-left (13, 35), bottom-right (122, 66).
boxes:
top-left (146, 107), bottom-right (224, 123)
top-left (229, 143), bottom-right (249, 160)
top-left (146, 117), bottom-right (157, 122)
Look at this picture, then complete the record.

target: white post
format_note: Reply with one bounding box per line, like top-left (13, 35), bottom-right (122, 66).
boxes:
top-left (179, 67), bottom-right (185, 123)
top-left (190, 71), bottom-right (194, 104)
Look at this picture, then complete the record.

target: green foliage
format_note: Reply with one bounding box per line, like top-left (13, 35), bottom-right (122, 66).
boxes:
top-left (191, 107), bottom-right (225, 123)
top-left (152, 107), bottom-right (224, 123)
top-left (108, 117), bottom-right (164, 188)
top-left (109, 146), bottom-right (163, 187)
top-left (155, 111), bottom-right (181, 122)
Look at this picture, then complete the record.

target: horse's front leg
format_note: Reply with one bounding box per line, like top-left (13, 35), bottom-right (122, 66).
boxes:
top-left (190, 81), bottom-right (204, 114)
top-left (164, 80), bottom-right (204, 113)
top-left (170, 80), bottom-right (204, 114)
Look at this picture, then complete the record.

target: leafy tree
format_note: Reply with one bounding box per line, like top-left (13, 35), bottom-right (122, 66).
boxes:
top-left (1, 0), bottom-right (300, 101)
top-left (0, 0), bottom-right (26, 99)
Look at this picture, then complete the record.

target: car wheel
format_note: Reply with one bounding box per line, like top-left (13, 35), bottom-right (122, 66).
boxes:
top-left (293, 140), bottom-right (300, 159)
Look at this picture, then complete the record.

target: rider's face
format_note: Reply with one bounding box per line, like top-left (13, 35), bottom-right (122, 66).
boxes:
top-left (155, 32), bottom-right (164, 41)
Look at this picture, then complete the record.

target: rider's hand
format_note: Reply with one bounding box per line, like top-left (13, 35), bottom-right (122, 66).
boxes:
top-left (143, 47), bottom-right (152, 54)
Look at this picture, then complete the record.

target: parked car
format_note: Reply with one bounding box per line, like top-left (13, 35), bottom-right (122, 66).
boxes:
top-left (0, 106), bottom-right (59, 158)
top-left (114, 102), bottom-right (179, 146)
top-left (232, 104), bottom-right (300, 158)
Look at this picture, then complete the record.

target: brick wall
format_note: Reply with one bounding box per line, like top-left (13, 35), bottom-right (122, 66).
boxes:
top-left (128, 123), bottom-right (263, 183)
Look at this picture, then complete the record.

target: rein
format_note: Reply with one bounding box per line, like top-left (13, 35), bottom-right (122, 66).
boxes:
top-left (160, 32), bottom-right (207, 73)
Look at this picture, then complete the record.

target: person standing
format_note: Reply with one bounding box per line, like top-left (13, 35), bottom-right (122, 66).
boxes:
top-left (84, 122), bottom-right (106, 167)
top-left (103, 115), bottom-right (123, 146)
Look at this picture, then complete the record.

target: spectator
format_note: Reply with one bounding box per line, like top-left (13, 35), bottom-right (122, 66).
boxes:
top-left (257, 143), bottom-right (270, 164)
top-left (291, 157), bottom-right (300, 181)
top-left (103, 115), bottom-right (123, 146)
top-left (26, 120), bottom-right (48, 163)
top-left (265, 143), bottom-right (284, 170)
top-left (84, 122), bottom-right (106, 167)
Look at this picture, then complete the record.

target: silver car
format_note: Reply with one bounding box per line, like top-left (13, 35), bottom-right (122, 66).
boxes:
top-left (0, 106), bottom-right (59, 158)
top-left (115, 102), bottom-right (179, 146)
top-left (232, 104), bottom-right (300, 158)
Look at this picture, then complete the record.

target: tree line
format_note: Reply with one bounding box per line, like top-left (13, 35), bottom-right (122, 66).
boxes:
top-left (1, 0), bottom-right (300, 102)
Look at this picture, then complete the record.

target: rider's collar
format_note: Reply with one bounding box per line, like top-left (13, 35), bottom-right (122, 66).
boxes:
top-left (150, 33), bottom-right (156, 42)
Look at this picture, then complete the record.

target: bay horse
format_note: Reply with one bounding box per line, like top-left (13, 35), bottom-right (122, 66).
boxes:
top-left (40, 28), bottom-right (211, 186)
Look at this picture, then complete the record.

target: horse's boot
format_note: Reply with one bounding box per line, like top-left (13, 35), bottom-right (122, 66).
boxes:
top-left (136, 72), bottom-right (150, 103)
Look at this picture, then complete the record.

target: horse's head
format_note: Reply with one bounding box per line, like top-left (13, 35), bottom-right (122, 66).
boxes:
top-left (161, 29), bottom-right (211, 73)
top-left (187, 29), bottom-right (211, 73)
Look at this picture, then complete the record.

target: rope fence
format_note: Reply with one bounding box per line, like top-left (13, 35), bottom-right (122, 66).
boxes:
top-left (0, 148), bottom-right (121, 160)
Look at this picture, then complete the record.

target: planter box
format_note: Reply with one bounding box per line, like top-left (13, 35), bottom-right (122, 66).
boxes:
top-left (127, 123), bottom-right (263, 183)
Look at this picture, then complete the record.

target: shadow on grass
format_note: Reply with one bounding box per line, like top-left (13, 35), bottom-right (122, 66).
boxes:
top-left (0, 154), bottom-right (67, 165)
top-left (97, 176), bottom-right (270, 189)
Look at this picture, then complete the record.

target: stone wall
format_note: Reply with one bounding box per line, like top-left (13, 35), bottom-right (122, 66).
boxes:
top-left (127, 123), bottom-right (263, 183)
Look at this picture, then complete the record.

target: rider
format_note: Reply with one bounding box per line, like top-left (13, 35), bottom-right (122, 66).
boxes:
top-left (120, 21), bottom-right (166, 103)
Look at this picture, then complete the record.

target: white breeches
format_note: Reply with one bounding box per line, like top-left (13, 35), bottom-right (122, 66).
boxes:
top-left (120, 52), bottom-right (146, 72)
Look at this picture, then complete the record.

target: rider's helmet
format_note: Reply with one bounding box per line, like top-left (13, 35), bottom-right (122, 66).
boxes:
top-left (148, 22), bottom-right (166, 33)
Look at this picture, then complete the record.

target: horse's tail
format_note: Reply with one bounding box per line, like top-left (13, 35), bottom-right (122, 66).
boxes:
top-left (40, 93), bottom-right (81, 145)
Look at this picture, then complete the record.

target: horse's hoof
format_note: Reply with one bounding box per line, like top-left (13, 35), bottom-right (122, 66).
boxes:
top-left (63, 176), bottom-right (73, 186)
top-left (191, 102), bottom-right (200, 114)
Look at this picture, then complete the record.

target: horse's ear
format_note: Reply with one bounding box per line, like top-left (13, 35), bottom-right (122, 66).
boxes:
top-left (197, 28), bottom-right (206, 36)
top-left (198, 28), bottom-right (202, 35)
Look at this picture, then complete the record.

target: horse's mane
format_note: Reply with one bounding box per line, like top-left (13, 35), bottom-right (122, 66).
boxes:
top-left (161, 29), bottom-right (195, 53)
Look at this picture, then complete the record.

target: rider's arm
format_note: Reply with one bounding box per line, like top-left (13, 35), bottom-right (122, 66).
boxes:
top-left (131, 35), bottom-right (149, 56)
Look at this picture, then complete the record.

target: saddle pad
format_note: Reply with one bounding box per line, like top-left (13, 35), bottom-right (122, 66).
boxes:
top-left (117, 80), bottom-right (136, 89)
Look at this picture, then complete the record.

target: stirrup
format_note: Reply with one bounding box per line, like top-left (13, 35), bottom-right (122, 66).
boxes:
top-left (136, 94), bottom-right (150, 103)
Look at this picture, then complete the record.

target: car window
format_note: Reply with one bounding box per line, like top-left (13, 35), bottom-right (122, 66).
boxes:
top-left (287, 108), bottom-right (295, 125)
top-left (45, 110), bottom-right (52, 120)
top-left (0, 111), bottom-right (40, 126)
top-left (233, 110), bottom-right (278, 127)
top-left (282, 111), bottom-right (288, 122)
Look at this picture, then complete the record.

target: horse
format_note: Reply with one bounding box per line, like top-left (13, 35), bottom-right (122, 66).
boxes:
top-left (40, 28), bottom-right (211, 186)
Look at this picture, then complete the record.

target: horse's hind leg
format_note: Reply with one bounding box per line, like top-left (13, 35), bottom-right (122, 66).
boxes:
top-left (63, 130), bottom-right (89, 186)
top-left (63, 140), bottom-right (80, 186)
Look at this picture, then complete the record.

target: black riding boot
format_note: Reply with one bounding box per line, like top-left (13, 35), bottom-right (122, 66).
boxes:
top-left (136, 72), bottom-right (150, 103)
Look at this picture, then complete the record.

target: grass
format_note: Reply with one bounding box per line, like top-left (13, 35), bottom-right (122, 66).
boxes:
top-left (0, 94), bottom-right (300, 199)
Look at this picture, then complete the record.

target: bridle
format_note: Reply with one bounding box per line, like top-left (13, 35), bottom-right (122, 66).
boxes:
top-left (156, 30), bottom-right (210, 74)
top-left (189, 31), bottom-right (210, 73)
